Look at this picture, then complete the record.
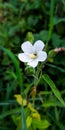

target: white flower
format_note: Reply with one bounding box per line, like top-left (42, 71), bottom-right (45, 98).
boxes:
top-left (18, 40), bottom-right (47, 68)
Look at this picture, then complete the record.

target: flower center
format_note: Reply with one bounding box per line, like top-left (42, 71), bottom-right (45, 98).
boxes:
top-left (29, 53), bottom-right (37, 59)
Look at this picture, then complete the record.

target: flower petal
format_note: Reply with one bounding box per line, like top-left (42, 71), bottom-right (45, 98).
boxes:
top-left (38, 51), bottom-right (47, 62)
top-left (33, 40), bottom-right (45, 52)
top-left (21, 41), bottom-right (33, 53)
top-left (18, 53), bottom-right (31, 62)
top-left (28, 59), bottom-right (38, 68)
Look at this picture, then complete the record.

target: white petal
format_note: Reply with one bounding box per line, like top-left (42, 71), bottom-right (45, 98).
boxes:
top-left (21, 41), bottom-right (33, 53)
top-left (38, 51), bottom-right (47, 62)
top-left (33, 40), bottom-right (45, 52)
top-left (18, 53), bottom-right (31, 62)
top-left (28, 59), bottom-right (38, 68)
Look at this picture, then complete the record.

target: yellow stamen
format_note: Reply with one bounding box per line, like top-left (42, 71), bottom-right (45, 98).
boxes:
top-left (29, 53), bottom-right (37, 59)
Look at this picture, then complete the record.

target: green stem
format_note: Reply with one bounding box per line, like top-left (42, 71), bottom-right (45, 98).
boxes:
top-left (46, 0), bottom-right (55, 49)
top-left (34, 63), bottom-right (44, 88)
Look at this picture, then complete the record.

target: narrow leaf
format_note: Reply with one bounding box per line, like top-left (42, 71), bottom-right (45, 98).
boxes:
top-left (42, 74), bottom-right (65, 107)
top-left (21, 105), bottom-right (28, 130)
top-left (0, 107), bottom-right (21, 119)
top-left (0, 47), bottom-right (23, 92)
top-left (42, 100), bottom-right (65, 108)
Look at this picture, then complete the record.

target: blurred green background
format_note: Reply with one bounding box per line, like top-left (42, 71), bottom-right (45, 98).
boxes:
top-left (0, 0), bottom-right (65, 130)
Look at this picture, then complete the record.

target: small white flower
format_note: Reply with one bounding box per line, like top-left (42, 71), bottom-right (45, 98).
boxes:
top-left (18, 40), bottom-right (47, 68)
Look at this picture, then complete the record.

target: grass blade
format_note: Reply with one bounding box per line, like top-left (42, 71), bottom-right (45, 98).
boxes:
top-left (0, 47), bottom-right (23, 92)
top-left (21, 105), bottom-right (28, 130)
top-left (42, 74), bottom-right (65, 107)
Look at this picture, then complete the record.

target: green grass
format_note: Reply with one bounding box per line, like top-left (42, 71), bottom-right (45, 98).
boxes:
top-left (0, 0), bottom-right (65, 130)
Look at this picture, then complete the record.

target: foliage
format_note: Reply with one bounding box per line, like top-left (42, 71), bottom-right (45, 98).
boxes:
top-left (0, 0), bottom-right (65, 130)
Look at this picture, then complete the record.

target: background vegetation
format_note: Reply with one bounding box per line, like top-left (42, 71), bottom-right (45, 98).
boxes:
top-left (0, 0), bottom-right (65, 130)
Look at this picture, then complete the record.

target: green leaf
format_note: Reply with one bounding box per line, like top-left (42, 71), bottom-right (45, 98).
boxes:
top-left (33, 119), bottom-right (50, 129)
top-left (0, 107), bottom-right (21, 119)
top-left (26, 116), bottom-right (32, 128)
top-left (42, 74), bottom-right (65, 107)
top-left (52, 33), bottom-right (61, 47)
top-left (53, 17), bottom-right (65, 25)
top-left (0, 47), bottom-right (23, 92)
top-left (42, 100), bottom-right (65, 108)
top-left (21, 105), bottom-right (28, 130)
top-left (39, 30), bottom-right (48, 41)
